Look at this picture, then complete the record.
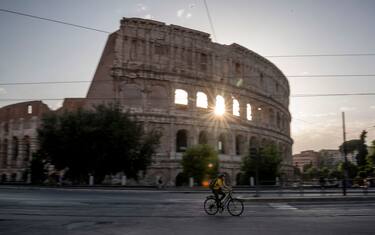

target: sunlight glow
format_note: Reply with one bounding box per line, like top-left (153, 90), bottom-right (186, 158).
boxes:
top-left (196, 91), bottom-right (208, 108)
top-left (233, 99), bottom-right (240, 116)
top-left (247, 103), bottom-right (252, 120)
top-left (175, 89), bottom-right (188, 105)
top-left (214, 95), bottom-right (225, 115)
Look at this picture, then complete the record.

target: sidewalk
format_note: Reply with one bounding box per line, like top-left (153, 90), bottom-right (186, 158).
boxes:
top-left (1, 184), bottom-right (375, 202)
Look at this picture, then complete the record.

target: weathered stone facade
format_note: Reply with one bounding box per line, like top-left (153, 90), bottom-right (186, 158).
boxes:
top-left (0, 18), bottom-right (293, 185)
top-left (0, 101), bottom-right (49, 182)
top-left (85, 18), bottom-right (293, 186)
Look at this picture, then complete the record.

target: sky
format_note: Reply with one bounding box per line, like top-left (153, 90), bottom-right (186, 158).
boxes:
top-left (0, 0), bottom-right (375, 153)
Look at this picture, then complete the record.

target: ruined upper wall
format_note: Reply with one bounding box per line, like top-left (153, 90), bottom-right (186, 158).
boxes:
top-left (115, 17), bottom-right (289, 99)
top-left (0, 101), bottom-right (50, 122)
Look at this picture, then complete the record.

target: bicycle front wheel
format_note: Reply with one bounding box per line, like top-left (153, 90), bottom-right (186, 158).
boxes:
top-left (204, 198), bottom-right (219, 215)
top-left (227, 198), bottom-right (244, 216)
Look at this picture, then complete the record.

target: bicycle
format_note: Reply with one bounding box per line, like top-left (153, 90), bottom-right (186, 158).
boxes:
top-left (204, 189), bottom-right (244, 216)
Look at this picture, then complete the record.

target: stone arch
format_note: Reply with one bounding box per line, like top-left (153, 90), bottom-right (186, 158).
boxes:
top-left (222, 172), bottom-right (232, 186)
top-left (1, 174), bottom-right (6, 183)
top-left (11, 173), bottom-right (17, 182)
top-left (148, 85), bottom-right (169, 109)
top-left (11, 137), bottom-right (18, 165)
top-left (277, 112), bottom-right (281, 128)
top-left (196, 91), bottom-right (208, 108)
top-left (176, 129), bottom-right (188, 152)
top-left (198, 130), bottom-right (208, 145)
top-left (175, 89), bottom-right (188, 105)
top-left (2, 139), bottom-right (8, 167)
top-left (175, 172), bottom-right (187, 186)
top-left (235, 134), bottom-right (246, 155)
top-left (23, 136), bottom-right (31, 165)
top-left (121, 83), bottom-right (142, 107)
top-left (249, 136), bottom-right (258, 149)
top-left (236, 172), bottom-right (243, 186)
top-left (269, 108), bottom-right (275, 126)
top-left (217, 133), bottom-right (227, 154)
top-left (261, 138), bottom-right (267, 148)
top-left (232, 98), bottom-right (240, 116)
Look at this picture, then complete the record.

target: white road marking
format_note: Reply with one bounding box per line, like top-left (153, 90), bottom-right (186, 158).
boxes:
top-left (268, 203), bottom-right (298, 210)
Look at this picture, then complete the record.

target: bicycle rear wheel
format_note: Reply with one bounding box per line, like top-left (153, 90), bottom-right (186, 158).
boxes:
top-left (227, 198), bottom-right (244, 216)
top-left (204, 198), bottom-right (219, 215)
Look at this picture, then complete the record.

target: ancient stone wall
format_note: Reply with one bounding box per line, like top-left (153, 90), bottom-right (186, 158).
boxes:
top-left (86, 18), bottom-right (293, 186)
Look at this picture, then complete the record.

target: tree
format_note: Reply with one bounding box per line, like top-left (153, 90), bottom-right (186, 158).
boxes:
top-left (338, 161), bottom-right (358, 180)
top-left (356, 130), bottom-right (368, 168)
top-left (181, 144), bottom-right (219, 186)
top-left (241, 144), bottom-right (282, 185)
top-left (30, 151), bottom-right (48, 184)
top-left (37, 104), bottom-right (161, 183)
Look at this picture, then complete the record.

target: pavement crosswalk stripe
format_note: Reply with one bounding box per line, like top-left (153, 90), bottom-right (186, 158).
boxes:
top-left (268, 203), bottom-right (298, 210)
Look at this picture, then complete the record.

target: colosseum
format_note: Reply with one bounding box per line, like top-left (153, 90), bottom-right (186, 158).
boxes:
top-left (0, 17), bottom-right (293, 186)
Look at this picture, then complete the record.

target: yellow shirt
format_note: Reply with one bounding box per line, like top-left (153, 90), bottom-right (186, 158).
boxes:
top-left (213, 178), bottom-right (224, 190)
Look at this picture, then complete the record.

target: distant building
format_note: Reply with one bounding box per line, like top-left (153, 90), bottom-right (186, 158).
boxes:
top-left (293, 150), bottom-right (319, 172)
top-left (318, 149), bottom-right (342, 167)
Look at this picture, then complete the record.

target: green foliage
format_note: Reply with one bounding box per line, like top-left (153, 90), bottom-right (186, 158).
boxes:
top-left (356, 130), bottom-right (369, 167)
top-left (339, 139), bottom-right (361, 154)
top-left (181, 144), bottom-right (219, 186)
top-left (30, 151), bottom-right (48, 184)
top-left (241, 144), bottom-right (282, 184)
top-left (338, 161), bottom-right (358, 179)
top-left (37, 104), bottom-right (161, 183)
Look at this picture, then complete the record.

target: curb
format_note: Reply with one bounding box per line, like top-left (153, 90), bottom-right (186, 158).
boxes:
top-left (237, 196), bottom-right (375, 203)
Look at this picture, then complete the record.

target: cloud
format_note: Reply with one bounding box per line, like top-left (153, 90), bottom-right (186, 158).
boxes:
top-left (0, 87), bottom-right (7, 95)
top-left (186, 13), bottom-right (192, 19)
top-left (340, 106), bottom-right (356, 111)
top-left (136, 3), bottom-right (147, 12)
top-left (144, 14), bottom-right (152, 19)
top-left (370, 105), bottom-right (375, 109)
top-left (177, 9), bottom-right (185, 18)
top-left (189, 3), bottom-right (195, 9)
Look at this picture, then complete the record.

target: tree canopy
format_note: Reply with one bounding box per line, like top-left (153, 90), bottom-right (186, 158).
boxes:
top-left (37, 104), bottom-right (161, 183)
top-left (241, 144), bottom-right (282, 184)
top-left (181, 144), bottom-right (219, 186)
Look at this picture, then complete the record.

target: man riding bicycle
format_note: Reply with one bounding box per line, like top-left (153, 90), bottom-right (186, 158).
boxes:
top-left (211, 173), bottom-right (231, 206)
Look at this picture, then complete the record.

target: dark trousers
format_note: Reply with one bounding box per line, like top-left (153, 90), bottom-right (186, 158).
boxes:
top-left (212, 188), bottom-right (226, 203)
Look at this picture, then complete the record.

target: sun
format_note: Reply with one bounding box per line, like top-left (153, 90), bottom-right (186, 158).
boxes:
top-left (214, 95), bottom-right (225, 116)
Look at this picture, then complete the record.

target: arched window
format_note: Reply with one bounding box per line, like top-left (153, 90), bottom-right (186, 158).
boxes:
top-left (2, 139), bottom-right (8, 167)
top-left (269, 108), bottom-right (275, 125)
top-left (198, 131), bottom-right (208, 145)
top-left (214, 95), bottom-right (225, 115)
top-left (235, 135), bottom-right (245, 155)
top-left (232, 99), bottom-right (240, 116)
top-left (247, 103), bottom-right (252, 120)
top-left (196, 92), bottom-right (208, 108)
top-left (277, 112), bottom-right (281, 128)
top-left (23, 136), bottom-right (31, 163)
top-left (176, 130), bottom-right (188, 152)
top-left (218, 133), bottom-right (226, 154)
top-left (249, 136), bottom-right (258, 149)
top-left (12, 137), bottom-right (18, 163)
top-left (175, 89), bottom-right (188, 105)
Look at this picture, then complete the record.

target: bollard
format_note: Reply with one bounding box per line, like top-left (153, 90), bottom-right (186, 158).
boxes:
top-left (121, 175), bottom-right (127, 186)
top-left (89, 175), bottom-right (94, 186)
top-left (189, 177), bottom-right (194, 188)
top-left (250, 177), bottom-right (254, 187)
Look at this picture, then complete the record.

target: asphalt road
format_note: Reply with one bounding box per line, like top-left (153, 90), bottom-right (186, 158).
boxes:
top-left (1, 188), bottom-right (375, 235)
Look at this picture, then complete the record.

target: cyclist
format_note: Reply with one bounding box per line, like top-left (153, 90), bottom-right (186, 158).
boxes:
top-left (212, 173), bottom-right (231, 207)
